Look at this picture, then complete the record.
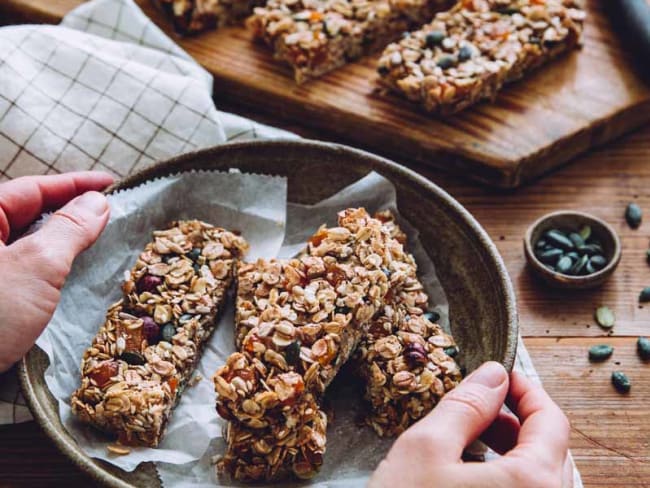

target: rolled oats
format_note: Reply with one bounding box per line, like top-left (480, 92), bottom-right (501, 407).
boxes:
top-left (71, 220), bottom-right (248, 447)
top-left (155, 0), bottom-right (266, 34)
top-left (377, 0), bottom-right (586, 114)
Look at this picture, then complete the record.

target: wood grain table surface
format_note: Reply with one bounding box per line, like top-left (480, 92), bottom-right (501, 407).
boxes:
top-left (2, 3), bottom-right (650, 487)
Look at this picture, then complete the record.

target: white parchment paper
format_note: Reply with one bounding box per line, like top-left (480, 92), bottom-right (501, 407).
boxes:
top-left (36, 170), bottom-right (449, 485)
top-left (157, 172), bottom-right (451, 487)
top-left (35, 170), bottom-right (287, 471)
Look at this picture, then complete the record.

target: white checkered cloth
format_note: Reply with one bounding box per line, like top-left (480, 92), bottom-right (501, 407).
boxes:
top-left (0, 1), bottom-right (582, 485)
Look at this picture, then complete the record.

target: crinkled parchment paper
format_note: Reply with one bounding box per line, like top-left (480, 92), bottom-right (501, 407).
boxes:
top-left (157, 172), bottom-right (450, 488)
top-left (36, 170), bottom-right (449, 486)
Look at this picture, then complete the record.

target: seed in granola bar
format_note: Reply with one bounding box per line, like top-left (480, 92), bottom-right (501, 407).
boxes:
top-left (335, 305), bottom-right (351, 315)
top-left (382, 267), bottom-right (391, 278)
top-left (193, 263), bottom-right (201, 273)
top-left (458, 45), bottom-right (472, 62)
top-left (423, 311), bottom-right (440, 323)
top-left (137, 274), bottom-right (163, 294)
top-left (161, 323), bottom-right (177, 343)
top-left (285, 340), bottom-right (302, 366)
top-left (187, 248), bottom-right (201, 261)
top-left (179, 314), bottom-right (193, 324)
top-left (403, 342), bottom-right (427, 366)
top-left (425, 30), bottom-right (445, 48)
top-left (142, 316), bottom-right (160, 344)
top-left (436, 55), bottom-right (456, 69)
top-left (377, 65), bottom-right (390, 75)
top-left (444, 346), bottom-right (458, 358)
top-left (119, 351), bottom-right (146, 366)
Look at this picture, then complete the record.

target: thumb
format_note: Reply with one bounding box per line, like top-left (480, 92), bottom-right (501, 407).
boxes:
top-left (408, 361), bottom-right (509, 461)
top-left (16, 191), bottom-right (109, 287)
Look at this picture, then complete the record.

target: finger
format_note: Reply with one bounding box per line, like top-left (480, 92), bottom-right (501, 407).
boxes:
top-left (479, 408), bottom-right (521, 455)
top-left (0, 171), bottom-right (113, 242)
top-left (405, 361), bottom-right (509, 461)
top-left (13, 191), bottom-right (110, 288)
top-left (503, 371), bottom-right (570, 469)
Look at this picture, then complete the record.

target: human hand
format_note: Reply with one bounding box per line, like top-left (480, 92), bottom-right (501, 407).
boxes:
top-left (369, 361), bottom-right (572, 488)
top-left (0, 172), bottom-right (113, 373)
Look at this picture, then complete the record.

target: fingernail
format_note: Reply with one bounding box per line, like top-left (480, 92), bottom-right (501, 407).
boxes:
top-left (465, 361), bottom-right (507, 389)
top-left (72, 191), bottom-right (108, 216)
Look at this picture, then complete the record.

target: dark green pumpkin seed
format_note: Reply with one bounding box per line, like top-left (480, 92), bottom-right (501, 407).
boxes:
top-left (639, 287), bottom-right (650, 303)
top-left (578, 243), bottom-right (603, 256)
top-left (161, 323), bottom-right (176, 342)
top-left (444, 346), bottom-right (458, 358)
top-left (579, 225), bottom-right (592, 241)
top-left (285, 340), bottom-right (301, 366)
top-left (590, 255), bottom-right (607, 270)
top-left (568, 232), bottom-right (584, 248)
top-left (588, 344), bottom-right (613, 361)
top-left (424, 311), bottom-right (441, 323)
top-left (193, 263), bottom-right (201, 273)
top-left (425, 30), bottom-right (445, 47)
top-left (585, 261), bottom-right (596, 274)
top-left (566, 251), bottom-right (579, 261)
top-left (556, 256), bottom-right (573, 274)
top-left (535, 239), bottom-right (547, 249)
top-left (625, 202), bottom-right (642, 229)
top-left (595, 306), bottom-right (615, 328)
top-left (612, 371), bottom-right (631, 393)
top-left (335, 305), bottom-right (351, 314)
top-left (187, 248), bottom-right (201, 261)
top-left (458, 45), bottom-right (472, 62)
top-left (570, 254), bottom-right (589, 275)
top-left (545, 230), bottom-right (574, 250)
top-left (179, 314), bottom-right (193, 324)
top-left (537, 248), bottom-right (563, 264)
top-left (646, 249), bottom-right (650, 263)
top-left (437, 55), bottom-right (457, 69)
top-left (637, 337), bottom-right (650, 360)
top-left (120, 351), bottom-right (146, 366)
top-left (377, 65), bottom-right (390, 75)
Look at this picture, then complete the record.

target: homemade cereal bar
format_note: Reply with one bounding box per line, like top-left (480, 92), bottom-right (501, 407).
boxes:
top-left (355, 211), bottom-right (462, 437)
top-left (72, 220), bottom-right (249, 447)
top-left (376, 0), bottom-right (586, 114)
top-left (214, 208), bottom-right (414, 481)
top-left (156, 0), bottom-right (265, 34)
top-left (247, 0), bottom-right (454, 83)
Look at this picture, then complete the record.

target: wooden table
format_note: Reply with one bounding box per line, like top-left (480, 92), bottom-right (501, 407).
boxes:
top-left (2, 4), bottom-right (650, 487)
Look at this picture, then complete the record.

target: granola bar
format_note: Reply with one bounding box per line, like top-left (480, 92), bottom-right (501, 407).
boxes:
top-left (155, 0), bottom-right (265, 34)
top-left (214, 208), bottom-right (415, 481)
top-left (71, 220), bottom-right (249, 447)
top-left (376, 0), bottom-right (586, 114)
top-left (247, 0), bottom-right (454, 83)
top-left (355, 211), bottom-right (462, 437)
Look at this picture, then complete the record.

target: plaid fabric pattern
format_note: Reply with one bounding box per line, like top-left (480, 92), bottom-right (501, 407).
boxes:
top-left (0, 1), bottom-right (582, 486)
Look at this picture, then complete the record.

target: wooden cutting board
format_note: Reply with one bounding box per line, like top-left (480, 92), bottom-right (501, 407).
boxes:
top-left (3, 0), bottom-right (650, 188)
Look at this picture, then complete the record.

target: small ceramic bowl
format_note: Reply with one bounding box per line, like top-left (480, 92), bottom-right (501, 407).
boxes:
top-left (524, 210), bottom-right (621, 289)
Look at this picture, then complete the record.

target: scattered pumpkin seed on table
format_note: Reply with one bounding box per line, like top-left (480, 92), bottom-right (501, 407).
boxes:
top-left (595, 306), bottom-right (615, 329)
top-left (588, 344), bottom-right (613, 361)
top-left (612, 371), bottom-right (631, 393)
top-left (640, 287), bottom-right (650, 303)
top-left (625, 202), bottom-right (642, 229)
top-left (637, 337), bottom-right (650, 360)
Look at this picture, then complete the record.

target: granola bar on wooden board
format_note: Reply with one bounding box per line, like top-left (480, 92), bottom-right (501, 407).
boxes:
top-left (355, 211), bottom-right (462, 437)
top-left (377, 0), bottom-right (586, 114)
top-left (155, 0), bottom-right (265, 34)
top-left (71, 220), bottom-right (249, 447)
top-left (247, 0), bottom-right (454, 83)
top-left (214, 208), bottom-right (416, 481)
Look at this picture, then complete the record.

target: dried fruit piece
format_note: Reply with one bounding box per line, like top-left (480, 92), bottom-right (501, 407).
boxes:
top-left (141, 316), bottom-right (160, 344)
top-left (88, 360), bottom-right (119, 388)
top-left (136, 274), bottom-right (163, 294)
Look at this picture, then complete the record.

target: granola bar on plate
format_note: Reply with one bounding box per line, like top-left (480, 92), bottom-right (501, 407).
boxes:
top-left (377, 0), bottom-right (586, 114)
top-left (71, 220), bottom-right (248, 447)
top-left (214, 208), bottom-right (414, 480)
top-left (248, 0), bottom-right (454, 83)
